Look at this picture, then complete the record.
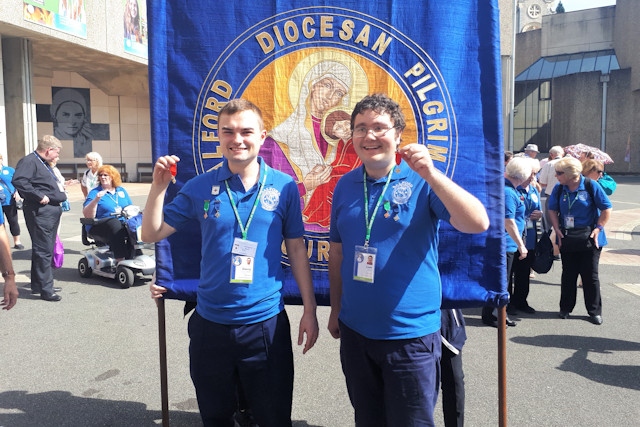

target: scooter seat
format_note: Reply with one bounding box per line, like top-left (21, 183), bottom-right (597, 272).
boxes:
top-left (80, 217), bottom-right (112, 246)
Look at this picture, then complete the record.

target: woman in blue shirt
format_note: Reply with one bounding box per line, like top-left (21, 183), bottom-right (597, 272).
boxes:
top-left (83, 165), bottom-right (133, 261)
top-left (548, 157), bottom-right (612, 325)
top-left (509, 163), bottom-right (543, 314)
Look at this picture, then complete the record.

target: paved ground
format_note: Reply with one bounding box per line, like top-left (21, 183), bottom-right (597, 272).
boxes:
top-left (1, 176), bottom-right (639, 426)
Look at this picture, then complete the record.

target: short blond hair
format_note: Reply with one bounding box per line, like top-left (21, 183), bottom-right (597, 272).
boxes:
top-left (555, 157), bottom-right (582, 181)
top-left (37, 135), bottom-right (62, 152)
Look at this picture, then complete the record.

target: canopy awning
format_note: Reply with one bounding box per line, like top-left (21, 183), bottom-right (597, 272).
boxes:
top-left (515, 49), bottom-right (620, 82)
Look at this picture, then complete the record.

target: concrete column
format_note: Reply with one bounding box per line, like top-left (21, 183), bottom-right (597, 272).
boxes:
top-left (1, 37), bottom-right (37, 165)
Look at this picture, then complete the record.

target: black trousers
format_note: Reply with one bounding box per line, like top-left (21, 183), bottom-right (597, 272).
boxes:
top-left (511, 249), bottom-right (535, 307)
top-left (441, 347), bottom-right (465, 427)
top-left (88, 218), bottom-right (130, 259)
top-left (2, 198), bottom-right (21, 237)
top-left (559, 248), bottom-right (602, 316)
top-left (23, 203), bottom-right (61, 295)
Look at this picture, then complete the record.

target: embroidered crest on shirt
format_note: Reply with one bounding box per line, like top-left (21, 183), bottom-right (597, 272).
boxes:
top-left (578, 190), bottom-right (588, 201)
top-left (260, 187), bottom-right (280, 211)
top-left (391, 181), bottom-right (413, 205)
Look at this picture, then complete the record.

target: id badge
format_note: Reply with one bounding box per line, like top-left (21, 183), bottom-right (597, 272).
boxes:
top-left (526, 218), bottom-right (534, 229)
top-left (353, 245), bottom-right (377, 283)
top-left (230, 238), bottom-right (258, 284)
top-left (564, 216), bottom-right (575, 229)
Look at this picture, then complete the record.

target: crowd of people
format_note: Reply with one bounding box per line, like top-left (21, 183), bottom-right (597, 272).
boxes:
top-left (1, 99), bottom-right (616, 426)
top-left (0, 137), bottom-right (134, 305)
top-left (496, 143), bottom-right (614, 328)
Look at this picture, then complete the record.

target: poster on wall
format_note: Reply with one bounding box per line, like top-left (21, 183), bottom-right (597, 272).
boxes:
top-left (35, 87), bottom-right (111, 159)
top-left (23, 0), bottom-right (87, 39)
top-left (123, 0), bottom-right (148, 59)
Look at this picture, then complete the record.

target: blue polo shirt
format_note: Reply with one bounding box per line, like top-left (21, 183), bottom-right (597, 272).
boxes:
top-left (163, 158), bottom-right (304, 325)
top-left (330, 162), bottom-right (451, 340)
top-left (505, 179), bottom-right (525, 253)
top-left (84, 186), bottom-right (134, 222)
top-left (548, 176), bottom-right (612, 247)
top-left (0, 166), bottom-right (16, 207)
top-left (517, 184), bottom-right (541, 250)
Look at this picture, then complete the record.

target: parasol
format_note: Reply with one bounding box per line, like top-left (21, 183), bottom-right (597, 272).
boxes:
top-left (564, 143), bottom-right (614, 164)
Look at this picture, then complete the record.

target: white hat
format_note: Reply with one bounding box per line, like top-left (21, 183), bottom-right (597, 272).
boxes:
top-left (524, 144), bottom-right (539, 153)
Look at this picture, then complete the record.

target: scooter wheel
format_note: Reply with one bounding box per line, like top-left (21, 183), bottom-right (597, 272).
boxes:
top-left (116, 265), bottom-right (135, 288)
top-left (78, 257), bottom-right (93, 278)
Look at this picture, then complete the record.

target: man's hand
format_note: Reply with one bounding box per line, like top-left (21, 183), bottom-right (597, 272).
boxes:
top-left (327, 309), bottom-right (340, 339)
top-left (154, 155), bottom-right (180, 187)
top-left (2, 277), bottom-right (18, 310)
top-left (298, 311), bottom-right (319, 354)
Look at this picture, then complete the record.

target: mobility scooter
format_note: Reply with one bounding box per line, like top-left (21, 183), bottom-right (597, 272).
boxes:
top-left (78, 205), bottom-right (155, 288)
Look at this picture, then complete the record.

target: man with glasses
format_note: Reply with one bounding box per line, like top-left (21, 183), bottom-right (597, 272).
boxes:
top-left (327, 94), bottom-right (489, 426)
top-left (12, 135), bottom-right (68, 301)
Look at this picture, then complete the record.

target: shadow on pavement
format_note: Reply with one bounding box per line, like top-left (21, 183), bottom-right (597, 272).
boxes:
top-left (0, 390), bottom-right (201, 426)
top-left (511, 335), bottom-right (640, 391)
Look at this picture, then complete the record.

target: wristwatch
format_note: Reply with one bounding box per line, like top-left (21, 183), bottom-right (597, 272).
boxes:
top-left (596, 224), bottom-right (604, 231)
top-left (2, 270), bottom-right (15, 278)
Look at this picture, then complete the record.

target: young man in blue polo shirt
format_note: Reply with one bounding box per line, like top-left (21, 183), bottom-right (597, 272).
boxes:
top-left (327, 94), bottom-right (489, 426)
top-left (142, 99), bottom-right (319, 427)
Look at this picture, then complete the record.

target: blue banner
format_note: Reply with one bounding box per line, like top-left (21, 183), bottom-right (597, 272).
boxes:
top-left (148, 1), bottom-right (506, 308)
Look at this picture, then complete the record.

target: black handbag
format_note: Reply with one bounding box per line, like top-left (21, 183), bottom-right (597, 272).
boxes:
top-left (560, 227), bottom-right (594, 252)
top-left (532, 218), bottom-right (554, 274)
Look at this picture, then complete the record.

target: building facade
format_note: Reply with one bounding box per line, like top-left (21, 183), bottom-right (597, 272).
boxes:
top-left (513, 0), bottom-right (639, 173)
top-left (1, 1), bottom-right (150, 179)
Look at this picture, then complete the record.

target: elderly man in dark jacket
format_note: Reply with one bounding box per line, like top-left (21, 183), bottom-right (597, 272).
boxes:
top-left (12, 135), bottom-right (67, 301)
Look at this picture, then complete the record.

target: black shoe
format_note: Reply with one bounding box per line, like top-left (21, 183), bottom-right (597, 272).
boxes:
top-left (589, 314), bottom-right (603, 325)
top-left (553, 255), bottom-right (561, 261)
top-left (482, 316), bottom-right (515, 328)
top-left (482, 315), bottom-right (497, 327)
top-left (41, 293), bottom-right (61, 302)
top-left (14, 244), bottom-right (25, 250)
top-left (506, 305), bottom-right (518, 315)
top-left (559, 311), bottom-right (570, 319)
top-left (31, 287), bottom-right (61, 295)
top-left (517, 304), bottom-right (536, 314)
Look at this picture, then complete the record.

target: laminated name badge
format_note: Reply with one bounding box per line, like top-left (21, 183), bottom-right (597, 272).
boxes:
top-left (353, 245), bottom-right (377, 283)
top-left (230, 237), bottom-right (257, 284)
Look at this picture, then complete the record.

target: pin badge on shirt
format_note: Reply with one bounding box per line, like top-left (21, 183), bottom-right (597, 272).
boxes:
top-left (203, 200), bottom-right (210, 219)
top-left (211, 185), bottom-right (220, 196)
top-left (383, 200), bottom-right (391, 218)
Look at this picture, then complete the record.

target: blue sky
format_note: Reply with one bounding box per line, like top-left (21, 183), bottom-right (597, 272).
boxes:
top-left (559, 0), bottom-right (616, 11)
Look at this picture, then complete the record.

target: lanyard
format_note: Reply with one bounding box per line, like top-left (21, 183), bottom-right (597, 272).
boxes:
top-left (563, 189), bottom-right (579, 214)
top-left (105, 188), bottom-right (119, 207)
top-left (33, 152), bottom-right (59, 181)
top-left (363, 168), bottom-right (393, 247)
top-left (225, 170), bottom-right (267, 240)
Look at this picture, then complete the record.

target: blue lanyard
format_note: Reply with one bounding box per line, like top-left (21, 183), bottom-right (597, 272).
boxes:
top-left (33, 152), bottom-right (59, 181)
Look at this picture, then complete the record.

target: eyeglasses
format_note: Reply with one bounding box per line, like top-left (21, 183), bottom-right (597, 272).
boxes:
top-left (596, 169), bottom-right (604, 175)
top-left (555, 171), bottom-right (564, 175)
top-left (352, 126), bottom-right (396, 139)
